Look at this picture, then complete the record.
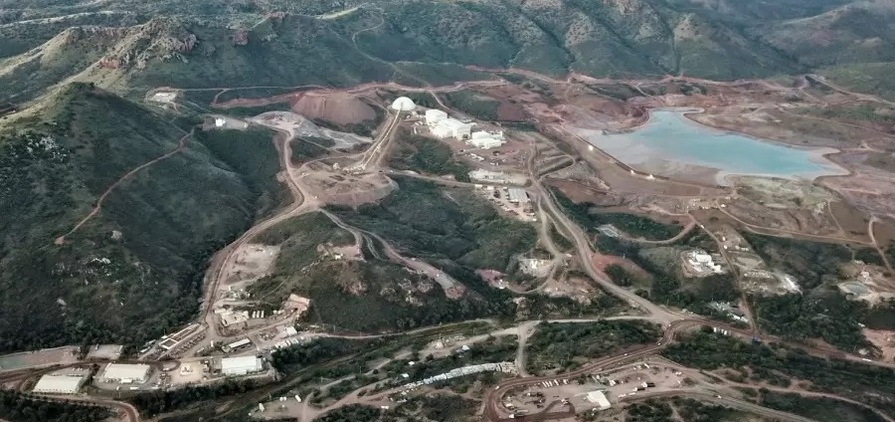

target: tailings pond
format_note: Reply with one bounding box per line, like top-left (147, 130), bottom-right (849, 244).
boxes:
top-left (581, 109), bottom-right (848, 185)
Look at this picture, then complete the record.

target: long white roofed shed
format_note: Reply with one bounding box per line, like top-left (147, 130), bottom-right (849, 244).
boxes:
top-left (33, 374), bottom-right (87, 394)
top-left (221, 356), bottom-right (264, 376)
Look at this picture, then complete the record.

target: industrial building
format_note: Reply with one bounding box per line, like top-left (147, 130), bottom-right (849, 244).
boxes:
top-left (507, 188), bottom-right (530, 204)
top-left (425, 109), bottom-right (448, 125)
top-left (468, 131), bottom-right (505, 149)
top-left (431, 118), bottom-right (474, 140)
top-left (390, 97), bottom-right (416, 112)
top-left (223, 338), bottom-right (252, 353)
top-left (100, 363), bottom-right (151, 384)
top-left (221, 356), bottom-right (265, 376)
top-left (424, 108), bottom-right (474, 140)
top-left (683, 249), bottom-right (725, 276)
top-left (32, 374), bottom-right (87, 394)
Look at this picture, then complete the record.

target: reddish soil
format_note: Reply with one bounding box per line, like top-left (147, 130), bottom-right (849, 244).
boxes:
top-left (291, 91), bottom-right (376, 125)
top-left (496, 101), bottom-right (529, 121)
top-left (864, 328), bottom-right (895, 362)
top-left (546, 179), bottom-right (610, 203)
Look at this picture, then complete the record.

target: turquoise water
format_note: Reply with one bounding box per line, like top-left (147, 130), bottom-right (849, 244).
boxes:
top-left (592, 110), bottom-right (845, 181)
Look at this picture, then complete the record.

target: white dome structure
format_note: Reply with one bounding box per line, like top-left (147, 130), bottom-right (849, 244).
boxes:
top-left (390, 96), bottom-right (416, 111)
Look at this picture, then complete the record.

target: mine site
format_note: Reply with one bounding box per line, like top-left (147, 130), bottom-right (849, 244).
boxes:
top-left (5, 62), bottom-right (895, 422)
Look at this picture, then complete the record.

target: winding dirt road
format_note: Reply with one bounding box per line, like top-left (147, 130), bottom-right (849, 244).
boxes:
top-left (55, 131), bottom-right (191, 245)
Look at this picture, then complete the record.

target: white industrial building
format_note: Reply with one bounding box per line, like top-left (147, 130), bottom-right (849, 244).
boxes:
top-left (425, 109), bottom-right (448, 125)
top-left (100, 363), bottom-right (150, 384)
top-left (468, 131), bottom-right (505, 149)
top-left (431, 118), bottom-right (474, 140)
top-left (507, 188), bottom-right (530, 204)
top-left (223, 338), bottom-right (252, 352)
top-left (684, 249), bottom-right (725, 276)
top-left (586, 390), bottom-right (611, 410)
top-left (32, 374), bottom-right (87, 394)
top-left (221, 356), bottom-right (264, 376)
top-left (391, 97), bottom-right (416, 112)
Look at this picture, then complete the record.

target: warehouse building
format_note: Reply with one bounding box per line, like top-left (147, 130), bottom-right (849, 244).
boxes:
top-left (221, 356), bottom-right (265, 376)
top-left (32, 374), bottom-right (87, 394)
top-left (468, 131), bottom-right (505, 149)
top-left (431, 118), bottom-right (474, 140)
top-left (507, 188), bottom-right (530, 204)
top-left (100, 363), bottom-right (151, 384)
top-left (425, 109), bottom-right (448, 126)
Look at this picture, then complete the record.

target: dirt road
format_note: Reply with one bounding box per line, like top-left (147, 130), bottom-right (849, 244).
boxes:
top-left (55, 131), bottom-right (190, 244)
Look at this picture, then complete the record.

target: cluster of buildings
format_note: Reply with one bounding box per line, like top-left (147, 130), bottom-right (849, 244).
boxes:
top-left (681, 249), bottom-right (726, 277)
top-left (424, 109), bottom-right (506, 149)
top-left (403, 362), bottom-right (516, 389)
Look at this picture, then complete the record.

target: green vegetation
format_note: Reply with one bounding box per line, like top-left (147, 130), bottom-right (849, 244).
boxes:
top-left (549, 223), bottom-right (574, 251)
top-left (552, 189), bottom-right (681, 240)
top-left (605, 264), bottom-right (634, 286)
top-left (441, 91), bottom-right (500, 121)
top-left (662, 330), bottom-right (895, 412)
top-left (742, 232), bottom-right (891, 350)
top-left (616, 398), bottom-right (749, 422)
top-left (758, 390), bottom-right (886, 422)
top-left (821, 63), bottom-right (895, 101)
top-left (525, 321), bottom-right (661, 374)
top-left (388, 131), bottom-right (470, 181)
top-left (797, 103), bottom-right (895, 126)
top-left (129, 379), bottom-right (260, 417)
top-left (270, 337), bottom-right (372, 375)
top-left (194, 127), bottom-right (289, 219)
top-left (744, 232), bottom-right (861, 290)
top-left (331, 177), bottom-right (536, 272)
top-left (402, 335), bottom-right (517, 380)
top-left (751, 291), bottom-right (870, 352)
top-left (251, 211), bottom-right (515, 332)
top-left (1, 0), bottom-right (894, 106)
top-left (215, 87), bottom-right (300, 104)
top-left (593, 233), bottom-right (739, 313)
top-left (290, 136), bottom-right (334, 161)
top-left (0, 84), bottom-right (284, 352)
top-left (0, 391), bottom-right (111, 422)
top-left (315, 395), bottom-right (477, 422)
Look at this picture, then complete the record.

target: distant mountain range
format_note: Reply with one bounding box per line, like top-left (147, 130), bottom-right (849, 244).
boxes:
top-left (0, 0), bottom-right (893, 102)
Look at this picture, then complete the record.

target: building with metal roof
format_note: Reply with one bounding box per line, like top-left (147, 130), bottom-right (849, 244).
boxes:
top-left (221, 356), bottom-right (264, 376)
top-left (33, 374), bottom-right (87, 394)
top-left (100, 363), bottom-right (150, 383)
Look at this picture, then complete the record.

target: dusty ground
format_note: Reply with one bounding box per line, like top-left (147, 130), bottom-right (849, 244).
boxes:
top-left (863, 329), bottom-right (895, 362)
top-left (0, 346), bottom-right (80, 372)
top-left (299, 162), bottom-right (397, 207)
top-left (223, 244), bottom-right (280, 285)
top-left (291, 91), bottom-right (376, 125)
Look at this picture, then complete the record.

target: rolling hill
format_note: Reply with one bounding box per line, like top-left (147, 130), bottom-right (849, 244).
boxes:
top-left (0, 82), bottom-right (285, 352)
